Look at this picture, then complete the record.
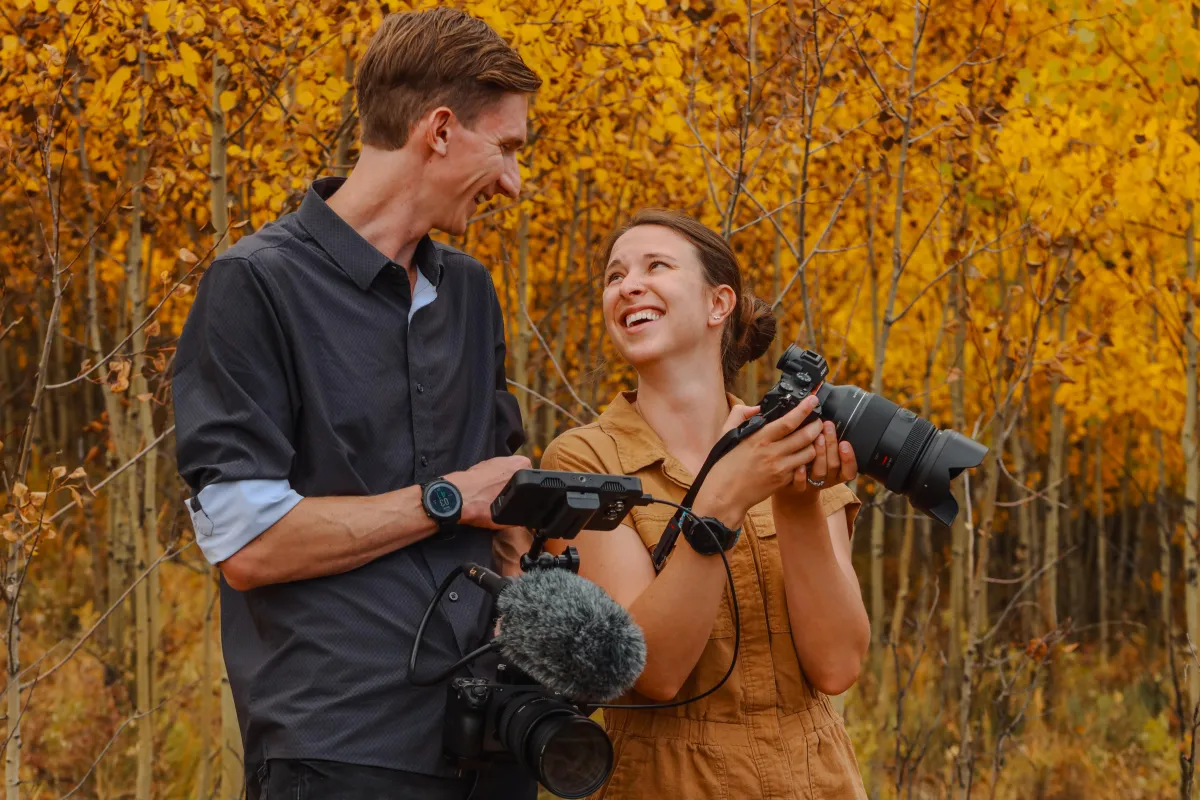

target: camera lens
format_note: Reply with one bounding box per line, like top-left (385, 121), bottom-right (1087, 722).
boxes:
top-left (772, 345), bottom-right (987, 526)
top-left (497, 694), bottom-right (612, 798)
top-left (812, 380), bottom-right (987, 526)
top-left (529, 714), bottom-right (612, 798)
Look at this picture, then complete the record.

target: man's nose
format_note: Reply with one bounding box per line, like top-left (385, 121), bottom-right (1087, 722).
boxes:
top-left (498, 156), bottom-right (521, 200)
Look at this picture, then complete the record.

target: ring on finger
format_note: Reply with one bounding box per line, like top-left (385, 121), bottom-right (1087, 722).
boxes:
top-left (806, 475), bottom-right (826, 488)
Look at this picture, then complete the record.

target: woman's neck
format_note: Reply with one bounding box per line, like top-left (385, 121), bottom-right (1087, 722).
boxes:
top-left (632, 361), bottom-right (730, 478)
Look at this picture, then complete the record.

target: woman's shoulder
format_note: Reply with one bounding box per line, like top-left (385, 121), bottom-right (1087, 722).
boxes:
top-left (540, 421), bottom-right (620, 474)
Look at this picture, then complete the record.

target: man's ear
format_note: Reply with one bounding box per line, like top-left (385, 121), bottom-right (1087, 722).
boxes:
top-left (424, 106), bottom-right (455, 156)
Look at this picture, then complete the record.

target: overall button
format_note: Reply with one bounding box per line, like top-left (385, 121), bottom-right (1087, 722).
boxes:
top-left (420, 455), bottom-right (429, 467)
top-left (416, 383), bottom-right (425, 394)
top-left (448, 591), bottom-right (459, 602)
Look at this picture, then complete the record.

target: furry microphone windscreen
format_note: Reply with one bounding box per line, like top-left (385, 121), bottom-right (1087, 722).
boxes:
top-left (495, 568), bottom-right (647, 703)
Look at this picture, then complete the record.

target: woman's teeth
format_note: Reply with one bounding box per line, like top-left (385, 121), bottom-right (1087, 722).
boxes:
top-left (624, 310), bottom-right (662, 328)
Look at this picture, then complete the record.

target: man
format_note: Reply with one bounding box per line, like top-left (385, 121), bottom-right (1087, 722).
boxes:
top-left (173, 8), bottom-right (542, 798)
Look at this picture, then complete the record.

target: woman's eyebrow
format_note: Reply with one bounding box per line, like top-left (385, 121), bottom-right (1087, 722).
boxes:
top-left (642, 252), bottom-right (676, 262)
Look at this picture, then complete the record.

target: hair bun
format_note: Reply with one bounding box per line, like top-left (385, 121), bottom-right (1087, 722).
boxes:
top-left (737, 294), bottom-right (776, 366)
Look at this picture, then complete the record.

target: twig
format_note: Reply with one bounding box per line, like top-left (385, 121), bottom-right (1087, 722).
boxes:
top-left (59, 679), bottom-right (201, 799)
top-left (505, 380), bottom-right (584, 427)
top-left (13, 543), bottom-right (193, 695)
top-left (46, 425), bottom-right (176, 524)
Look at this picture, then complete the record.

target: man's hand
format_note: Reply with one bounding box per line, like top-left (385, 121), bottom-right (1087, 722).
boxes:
top-left (448, 455), bottom-right (531, 529)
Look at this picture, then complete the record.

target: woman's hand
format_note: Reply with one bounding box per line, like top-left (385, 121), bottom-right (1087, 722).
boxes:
top-left (693, 396), bottom-right (825, 526)
top-left (776, 420), bottom-right (859, 508)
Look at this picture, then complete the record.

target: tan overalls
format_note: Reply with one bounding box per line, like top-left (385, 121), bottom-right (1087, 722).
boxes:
top-left (541, 391), bottom-right (869, 800)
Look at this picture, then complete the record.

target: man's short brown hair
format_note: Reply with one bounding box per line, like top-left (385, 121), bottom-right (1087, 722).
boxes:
top-left (355, 7), bottom-right (542, 150)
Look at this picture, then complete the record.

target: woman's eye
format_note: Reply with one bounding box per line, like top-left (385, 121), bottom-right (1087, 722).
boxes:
top-left (605, 272), bottom-right (622, 283)
top-left (649, 261), bottom-right (668, 270)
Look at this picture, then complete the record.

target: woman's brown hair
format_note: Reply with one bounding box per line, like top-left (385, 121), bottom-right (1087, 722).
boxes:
top-left (601, 209), bottom-right (776, 387)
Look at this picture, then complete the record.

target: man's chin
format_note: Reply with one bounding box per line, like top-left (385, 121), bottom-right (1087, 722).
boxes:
top-left (432, 217), bottom-right (470, 237)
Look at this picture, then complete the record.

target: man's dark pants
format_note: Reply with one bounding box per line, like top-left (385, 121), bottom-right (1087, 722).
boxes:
top-left (248, 758), bottom-right (539, 800)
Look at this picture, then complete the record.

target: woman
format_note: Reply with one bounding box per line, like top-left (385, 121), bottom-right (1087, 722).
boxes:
top-left (540, 209), bottom-right (870, 799)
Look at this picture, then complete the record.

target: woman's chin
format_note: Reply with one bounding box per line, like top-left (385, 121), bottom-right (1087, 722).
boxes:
top-left (615, 338), bottom-right (670, 371)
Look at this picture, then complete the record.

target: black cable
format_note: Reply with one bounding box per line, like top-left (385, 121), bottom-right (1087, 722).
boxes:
top-left (410, 565), bottom-right (504, 687)
top-left (593, 499), bottom-right (741, 711)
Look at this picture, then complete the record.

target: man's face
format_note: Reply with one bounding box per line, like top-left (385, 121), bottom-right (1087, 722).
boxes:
top-left (427, 92), bottom-right (528, 236)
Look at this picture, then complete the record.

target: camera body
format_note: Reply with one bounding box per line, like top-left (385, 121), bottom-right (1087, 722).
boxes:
top-left (443, 663), bottom-right (547, 768)
top-left (755, 347), bottom-right (830, 427)
top-left (443, 663), bottom-right (613, 799)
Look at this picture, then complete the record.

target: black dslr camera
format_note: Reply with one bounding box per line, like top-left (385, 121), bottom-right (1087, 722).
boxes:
top-left (425, 469), bottom-right (652, 799)
top-left (443, 662), bottom-right (613, 799)
top-left (652, 346), bottom-right (988, 569)
top-left (754, 346), bottom-right (988, 526)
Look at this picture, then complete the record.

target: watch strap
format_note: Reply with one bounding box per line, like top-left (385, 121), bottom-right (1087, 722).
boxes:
top-left (681, 514), bottom-right (741, 555)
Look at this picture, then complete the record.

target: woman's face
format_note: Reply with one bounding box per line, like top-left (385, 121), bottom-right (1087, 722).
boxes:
top-left (602, 224), bottom-right (733, 372)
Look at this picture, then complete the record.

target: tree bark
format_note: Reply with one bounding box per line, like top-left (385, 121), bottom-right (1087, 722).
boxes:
top-left (1094, 424), bottom-right (1107, 669)
top-left (1184, 195), bottom-right (1199, 709)
top-left (209, 46), bottom-right (245, 800)
top-left (1041, 303), bottom-right (1069, 633)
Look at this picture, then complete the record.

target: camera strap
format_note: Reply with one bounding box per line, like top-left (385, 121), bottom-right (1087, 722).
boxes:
top-left (650, 413), bottom-right (771, 572)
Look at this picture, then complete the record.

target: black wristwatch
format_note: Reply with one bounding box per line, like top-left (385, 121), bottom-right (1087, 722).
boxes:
top-left (681, 514), bottom-right (741, 555)
top-left (420, 477), bottom-right (463, 533)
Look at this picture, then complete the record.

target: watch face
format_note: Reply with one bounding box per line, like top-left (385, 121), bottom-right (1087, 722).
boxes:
top-left (427, 483), bottom-right (462, 519)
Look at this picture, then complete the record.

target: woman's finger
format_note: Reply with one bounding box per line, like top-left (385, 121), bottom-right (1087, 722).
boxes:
top-left (809, 429), bottom-right (828, 482)
top-left (823, 422), bottom-right (840, 475)
top-left (839, 440), bottom-right (859, 481)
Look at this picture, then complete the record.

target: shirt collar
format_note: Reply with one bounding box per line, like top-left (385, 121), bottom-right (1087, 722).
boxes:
top-left (297, 176), bottom-right (445, 292)
top-left (597, 390), bottom-right (744, 487)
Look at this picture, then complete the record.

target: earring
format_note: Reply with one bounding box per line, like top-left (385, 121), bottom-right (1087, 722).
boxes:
top-left (711, 314), bottom-right (720, 320)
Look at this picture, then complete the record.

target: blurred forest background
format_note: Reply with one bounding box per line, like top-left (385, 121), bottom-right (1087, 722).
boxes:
top-left (1, 0), bottom-right (1198, 797)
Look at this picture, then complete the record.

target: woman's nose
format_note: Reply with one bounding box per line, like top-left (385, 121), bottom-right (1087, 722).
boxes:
top-left (619, 274), bottom-right (645, 297)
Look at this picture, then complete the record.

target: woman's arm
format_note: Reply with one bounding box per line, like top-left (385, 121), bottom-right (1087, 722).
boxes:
top-left (771, 420), bottom-right (870, 695)
top-left (771, 495), bottom-right (870, 695)
top-left (543, 396), bottom-right (825, 700)
top-left (547, 502), bottom-right (736, 701)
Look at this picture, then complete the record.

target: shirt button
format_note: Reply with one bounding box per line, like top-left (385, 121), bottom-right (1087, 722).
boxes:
top-left (420, 455), bottom-right (429, 467)
top-left (416, 383), bottom-right (425, 394)
top-left (448, 591), bottom-right (459, 602)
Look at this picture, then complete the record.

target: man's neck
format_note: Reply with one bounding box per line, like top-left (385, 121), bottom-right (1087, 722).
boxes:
top-left (326, 148), bottom-right (431, 283)
top-left (632, 356), bottom-right (730, 477)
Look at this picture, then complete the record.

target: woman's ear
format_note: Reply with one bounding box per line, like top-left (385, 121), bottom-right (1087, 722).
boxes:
top-left (707, 284), bottom-right (738, 329)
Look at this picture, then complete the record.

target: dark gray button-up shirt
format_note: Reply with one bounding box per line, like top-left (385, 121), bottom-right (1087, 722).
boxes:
top-left (173, 176), bottom-right (526, 777)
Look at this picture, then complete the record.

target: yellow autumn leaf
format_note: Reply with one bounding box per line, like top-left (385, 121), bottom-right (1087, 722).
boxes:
top-left (104, 66), bottom-right (132, 102)
top-left (148, 0), bottom-right (172, 33)
top-left (178, 40), bottom-right (200, 87)
top-left (55, 0), bottom-right (76, 14)
top-left (220, 90), bottom-right (237, 113)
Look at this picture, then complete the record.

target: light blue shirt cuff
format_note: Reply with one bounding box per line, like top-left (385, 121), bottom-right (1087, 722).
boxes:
top-left (188, 479), bottom-right (303, 565)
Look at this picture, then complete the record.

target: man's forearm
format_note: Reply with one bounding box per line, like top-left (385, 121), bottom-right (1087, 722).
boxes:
top-left (220, 487), bottom-right (437, 590)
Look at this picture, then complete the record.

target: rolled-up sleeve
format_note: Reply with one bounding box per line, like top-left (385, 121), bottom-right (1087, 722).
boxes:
top-left (174, 256), bottom-right (301, 564)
